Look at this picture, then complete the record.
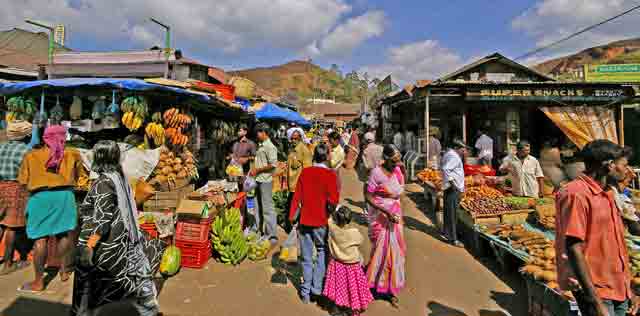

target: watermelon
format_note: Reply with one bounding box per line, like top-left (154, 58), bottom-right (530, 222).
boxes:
top-left (159, 245), bottom-right (181, 277)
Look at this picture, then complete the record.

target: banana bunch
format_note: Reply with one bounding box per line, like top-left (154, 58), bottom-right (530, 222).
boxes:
top-left (122, 111), bottom-right (144, 131)
top-left (121, 96), bottom-right (149, 119)
top-left (145, 122), bottom-right (165, 146)
top-left (163, 108), bottom-right (192, 129)
top-left (247, 234), bottom-right (271, 261)
top-left (211, 208), bottom-right (248, 265)
top-left (6, 96), bottom-right (37, 122)
top-left (165, 127), bottom-right (189, 146)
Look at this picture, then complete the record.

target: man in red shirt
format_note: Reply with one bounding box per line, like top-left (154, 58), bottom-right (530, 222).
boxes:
top-left (555, 140), bottom-right (634, 316)
top-left (289, 143), bottom-right (339, 304)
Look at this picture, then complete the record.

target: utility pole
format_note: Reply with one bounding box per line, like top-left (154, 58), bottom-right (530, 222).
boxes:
top-left (25, 19), bottom-right (55, 67)
top-left (150, 18), bottom-right (171, 78)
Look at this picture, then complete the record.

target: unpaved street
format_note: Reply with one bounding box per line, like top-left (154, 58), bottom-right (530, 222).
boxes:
top-left (0, 169), bottom-right (526, 316)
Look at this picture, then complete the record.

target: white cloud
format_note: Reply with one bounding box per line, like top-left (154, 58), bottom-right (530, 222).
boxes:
top-left (512, 0), bottom-right (640, 60)
top-left (0, 0), bottom-right (357, 56)
top-left (360, 40), bottom-right (463, 85)
top-left (306, 10), bottom-right (387, 57)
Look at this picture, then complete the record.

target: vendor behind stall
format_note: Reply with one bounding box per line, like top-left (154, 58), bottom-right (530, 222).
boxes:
top-left (474, 130), bottom-right (493, 166)
top-left (229, 124), bottom-right (256, 175)
top-left (500, 140), bottom-right (545, 198)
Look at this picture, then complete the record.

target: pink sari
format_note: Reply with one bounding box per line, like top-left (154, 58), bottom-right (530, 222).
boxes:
top-left (365, 166), bottom-right (406, 295)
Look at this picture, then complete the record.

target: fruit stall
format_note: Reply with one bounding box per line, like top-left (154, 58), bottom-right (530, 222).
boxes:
top-left (416, 166), bottom-right (582, 316)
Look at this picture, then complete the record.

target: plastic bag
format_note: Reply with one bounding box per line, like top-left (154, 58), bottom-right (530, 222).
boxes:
top-left (243, 176), bottom-right (257, 192)
top-left (280, 224), bottom-right (299, 263)
top-left (226, 159), bottom-right (244, 177)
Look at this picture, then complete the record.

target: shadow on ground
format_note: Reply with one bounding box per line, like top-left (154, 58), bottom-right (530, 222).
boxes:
top-left (427, 301), bottom-right (512, 316)
top-left (270, 251), bottom-right (302, 292)
top-left (2, 297), bottom-right (70, 316)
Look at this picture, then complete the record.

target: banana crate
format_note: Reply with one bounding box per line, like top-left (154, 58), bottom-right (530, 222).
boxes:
top-left (143, 184), bottom-right (195, 212)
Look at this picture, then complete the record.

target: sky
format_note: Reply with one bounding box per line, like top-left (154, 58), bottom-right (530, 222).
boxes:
top-left (2, 0), bottom-right (640, 85)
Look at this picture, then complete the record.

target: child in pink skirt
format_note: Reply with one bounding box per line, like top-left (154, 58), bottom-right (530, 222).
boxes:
top-left (323, 205), bottom-right (373, 316)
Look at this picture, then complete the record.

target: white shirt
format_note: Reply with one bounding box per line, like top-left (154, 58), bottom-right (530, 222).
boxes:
top-left (441, 149), bottom-right (465, 192)
top-left (393, 133), bottom-right (404, 151)
top-left (404, 131), bottom-right (415, 152)
top-left (500, 154), bottom-right (544, 197)
top-left (475, 134), bottom-right (493, 161)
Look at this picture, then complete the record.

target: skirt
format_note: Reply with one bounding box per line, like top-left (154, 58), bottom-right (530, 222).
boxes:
top-left (323, 259), bottom-right (373, 314)
top-left (0, 181), bottom-right (28, 228)
top-left (25, 189), bottom-right (77, 239)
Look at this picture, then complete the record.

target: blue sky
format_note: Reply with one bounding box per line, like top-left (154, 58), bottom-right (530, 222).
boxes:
top-left (2, 0), bottom-right (640, 84)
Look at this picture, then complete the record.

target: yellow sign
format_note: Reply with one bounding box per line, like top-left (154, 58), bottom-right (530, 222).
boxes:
top-left (479, 89), bottom-right (584, 97)
top-left (584, 64), bottom-right (640, 82)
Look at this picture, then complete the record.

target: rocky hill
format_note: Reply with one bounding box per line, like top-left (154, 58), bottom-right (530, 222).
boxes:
top-left (230, 60), bottom-right (371, 104)
top-left (534, 38), bottom-right (640, 77)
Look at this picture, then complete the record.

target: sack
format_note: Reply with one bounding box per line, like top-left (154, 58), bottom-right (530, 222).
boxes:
top-left (243, 176), bottom-right (257, 192)
top-left (134, 178), bottom-right (156, 206)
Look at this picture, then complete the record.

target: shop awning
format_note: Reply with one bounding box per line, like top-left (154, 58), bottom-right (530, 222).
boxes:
top-left (255, 103), bottom-right (310, 127)
top-left (540, 106), bottom-right (619, 149)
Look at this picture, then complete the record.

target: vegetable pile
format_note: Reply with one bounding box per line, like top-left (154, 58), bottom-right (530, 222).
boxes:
top-left (461, 186), bottom-right (511, 216)
top-left (417, 169), bottom-right (442, 189)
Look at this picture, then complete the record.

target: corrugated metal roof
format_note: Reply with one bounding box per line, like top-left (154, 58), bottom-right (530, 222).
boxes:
top-left (437, 52), bottom-right (554, 82)
top-left (53, 50), bottom-right (210, 68)
top-left (208, 67), bottom-right (228, 83)
top-left (0, 28), bottom-right (71, 70)
top-left (0, 67), bottom-right (37, 77)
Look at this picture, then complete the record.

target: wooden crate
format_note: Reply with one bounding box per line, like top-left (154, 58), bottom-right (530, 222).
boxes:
top-left (459, 208), bottom-right (533, 226)
top-left (502, 209), bottom-right (534, 225)
top-left (144, 184), bottom-right (195, 212)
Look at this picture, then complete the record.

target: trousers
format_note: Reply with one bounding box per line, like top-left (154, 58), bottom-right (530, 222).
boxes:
top-left (443, 187), bottom-right (461, 242)
top-left (253, 181), bottom-right (277, 241)
top-left (299, 225), bottom-right (327, 298)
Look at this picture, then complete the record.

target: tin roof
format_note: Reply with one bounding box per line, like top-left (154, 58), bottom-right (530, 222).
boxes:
top-left (437, 53), bottom-right (554, 83)
top-left (53, 50), bottom-right (207, 66)
top-left (0, 28), bottom-right (71, 71)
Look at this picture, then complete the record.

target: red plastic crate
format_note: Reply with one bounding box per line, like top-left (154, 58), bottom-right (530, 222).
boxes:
top-left (140, 223), bottom-right (159, 240)
top-left (176, 240), bottom-right (211, 269)
top-left (175, 221), bottom-right (210, 243)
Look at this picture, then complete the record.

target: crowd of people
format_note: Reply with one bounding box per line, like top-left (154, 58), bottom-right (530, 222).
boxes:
top-left (2, 116), bottom-right (640, 316)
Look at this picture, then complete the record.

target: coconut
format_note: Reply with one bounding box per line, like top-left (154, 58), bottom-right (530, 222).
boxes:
top-left (173, 164), bottom-right (183, 172)
top-left (161, 166), bottom-right (173, 176)
top-left (174, 157), bottom-right (183, 165)
top-left (177, 170), bottom-right (187, 179)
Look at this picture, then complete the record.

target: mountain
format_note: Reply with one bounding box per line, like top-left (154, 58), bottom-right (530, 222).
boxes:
top-left (230, 60), bottom-right (371, 104)
top-left (534, 38), bottom-right (640, 78)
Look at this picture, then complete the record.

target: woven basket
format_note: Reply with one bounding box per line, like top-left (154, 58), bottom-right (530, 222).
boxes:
top-left (229, 77), bottom-right (256, 99)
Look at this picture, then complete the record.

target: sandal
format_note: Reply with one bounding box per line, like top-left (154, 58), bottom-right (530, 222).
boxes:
top-left (17, 282), bottom-right (44, 294)
top-left (390, 296), bottom-right (400, 309)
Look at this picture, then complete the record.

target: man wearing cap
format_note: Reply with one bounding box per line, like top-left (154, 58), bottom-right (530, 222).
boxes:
top-left (0, 122), bottom-right (32, 274)
top-left (441, 138), bottom-right (468, 247)
top-left (500, 140), bottom-right (545, 198)
top-left (361, 132), bottom-right (383, 176)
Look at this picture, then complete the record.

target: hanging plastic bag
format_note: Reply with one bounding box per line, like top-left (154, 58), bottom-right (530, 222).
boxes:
top-left (70, 96), bottom-right (83, 120)
top-left (226, 159), bottom-right (244, 177)
top-left (280, 224), bottom-right (299, 263)
top-left (243, 176), bottom-right (257, 192)
top-left (92, 97), bottom-right (106, 120)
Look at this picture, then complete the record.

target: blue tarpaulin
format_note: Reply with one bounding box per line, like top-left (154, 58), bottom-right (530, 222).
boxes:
top-left (255, 103), bottom-right (310, 127)
top-left (0, 78), bottom-right (207, 100)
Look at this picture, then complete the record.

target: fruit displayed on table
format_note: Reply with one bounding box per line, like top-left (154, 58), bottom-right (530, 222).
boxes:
top-left (625, 232), bottom-right (640, 290)
top-left (159, 245), bottom-right (182, 277)
top-left (504, 197), bottom-right (536, 210)
top-left (148, 147), bottom-right (198, 190)
top-left (211, 207), bottom-right (249, 265)
top-left (461, 186), bottom-right (511, 216)
top-left (226, 164), bottom-right (243, 177)
top-left (6, 96), bottom-right (37, 122)
top-left (534, 203), bottom-right (557, 231)
top-left (246, 233), bottom-right (271, 261)
top-left (537, 215), bottom-right (556, 230)
top-left (463, 185), bottom-right (503, 200)
top-left (417, 169), bottom-right (442, 188)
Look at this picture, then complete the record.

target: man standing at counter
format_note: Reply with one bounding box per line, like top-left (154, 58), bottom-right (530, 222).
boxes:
top-left (441, 138), bottom-right (468, 247)
top-left (249, 123), bottom-right (278, 247)
top-left (500, 140), bottom-right (545, 198)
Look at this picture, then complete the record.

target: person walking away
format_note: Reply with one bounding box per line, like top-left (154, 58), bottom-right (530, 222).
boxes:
top-left (555, 140), bottom-right (634, 316)
top-left (343, 128), bottom-right (360, 170)
top-left (499, 140), bottom-right (545, 198)
top-left (427, 127), bottom-right (442, 169)
top-left (249, 123), bottom-right (279, 247)
top-left (475, 130), bottom-right (493, 166)
top-left (289, 143), bottom-right (339, 304)
top-left (0, 122), bottom-right (32, 275)
top-left (364, 144), bottom-right (406, 308)
top-left (18, 125), bottom-right (88, 292)
top-left (360, 132), bottom-right (384, 215)
top-left (328, 132), bottom-right (345, 171)
top-left (323, 205), bottom-right (373, 316)
top-left (404, 126), bottom-right (416, 153)
top-left (441, 139), bottom-right (468, 247)
top-left (72, 141), bottom-right (166, 316)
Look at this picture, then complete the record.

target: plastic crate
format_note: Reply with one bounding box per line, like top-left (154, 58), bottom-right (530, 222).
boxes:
top-left (175, 221), bottom-right (210, 243)
top-left (140, 223), bottom-right (159, 240)
top-left (176, 240), bottom-right (211, 269)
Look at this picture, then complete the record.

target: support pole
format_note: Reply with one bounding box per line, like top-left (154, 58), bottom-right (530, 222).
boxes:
top-left (619, 103), bottom-right (625, 146)
top-left (425, 89), bottom-right (430, 167)
top-left (462, 110), bottom-right (467, 144)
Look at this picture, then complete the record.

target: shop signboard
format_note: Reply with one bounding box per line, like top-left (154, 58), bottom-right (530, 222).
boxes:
top-left (584, 64), bottom-right (640, 82)
top-left (466, 86), bottom-right (632, 101)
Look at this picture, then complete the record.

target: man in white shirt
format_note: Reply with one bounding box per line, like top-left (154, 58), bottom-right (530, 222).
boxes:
top-left (500, 140), bottom-right (545, 198)
top-left (393, 127), bottom-right (404, 153)
top-left (328, 131), bottom-right (345, 170)
top-left (475, 130), bottom-right (493, 166)
top-left (404, 127), bottom-right (416, 153)
top-left (440, 138), bottom-right (469, 247)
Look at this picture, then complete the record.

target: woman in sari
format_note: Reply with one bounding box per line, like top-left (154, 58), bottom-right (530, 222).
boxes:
top-left (364, 144), bottom-right (406, 308)
top-left (72, 141), bottom-right (165, 316)
top-left (343, 127), bottom-right (360, 169)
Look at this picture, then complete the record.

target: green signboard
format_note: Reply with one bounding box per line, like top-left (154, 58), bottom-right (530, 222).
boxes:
top-left (584, 64), bottom-right (640, 82)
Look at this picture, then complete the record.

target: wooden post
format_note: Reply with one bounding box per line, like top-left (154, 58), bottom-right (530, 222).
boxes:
top-left (619, 103), bottom-right (625, 146)
top-left (425, 89), bottom-right (430, 166)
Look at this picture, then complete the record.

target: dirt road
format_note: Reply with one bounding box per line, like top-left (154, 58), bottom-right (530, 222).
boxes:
top-left (0, 169), bottom-right (527, 316)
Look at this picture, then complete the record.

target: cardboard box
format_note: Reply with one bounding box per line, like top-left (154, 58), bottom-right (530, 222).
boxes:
top-left (176, 199), bottom-right (210, 215)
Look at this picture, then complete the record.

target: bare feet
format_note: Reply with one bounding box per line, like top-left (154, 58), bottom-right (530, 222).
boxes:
top-left (59, 270), bottom-right (71, 282)
top-left (18, 281), bottom-right (44, 293)
top-left (390, 296), bottom-right (400, 309)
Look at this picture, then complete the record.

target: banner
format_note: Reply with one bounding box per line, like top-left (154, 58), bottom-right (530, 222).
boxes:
top-left (584, 64), bottom-right (640, 82)
top-left (539, 106), bottom-right (618, 149)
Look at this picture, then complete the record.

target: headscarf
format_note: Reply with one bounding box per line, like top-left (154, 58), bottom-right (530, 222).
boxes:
top-left (43, 125), bottom-right (67, 171)
top-left (6, 120), bottom-right (32, 141)
top-left (287, 127), bottom-right (310, 144)
top-left (104, 172), bottom-right (142, 243)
